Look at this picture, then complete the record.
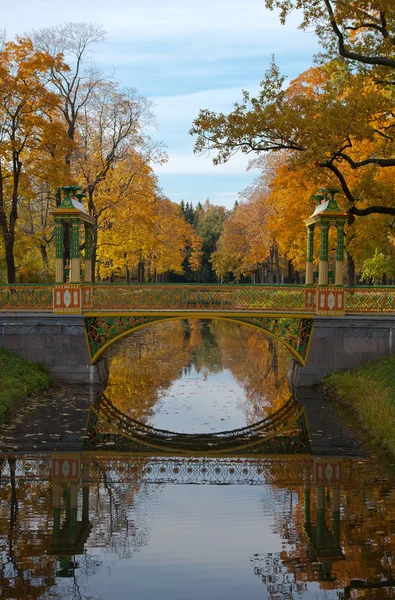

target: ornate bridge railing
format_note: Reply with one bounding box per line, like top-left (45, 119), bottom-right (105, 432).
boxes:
top-left (89, 284), bottom-right (305, 312)
top-left (85, 394), bottom-right (310, 455)
top-left (345, 286), bottom-right (395, 312)
top-left (1, 283), bottom-right (395, 314)
top-left (0, 284), bottom-right (53, 311)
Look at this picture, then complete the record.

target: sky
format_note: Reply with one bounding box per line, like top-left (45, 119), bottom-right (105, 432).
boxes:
top-left (4, 0), bottom-right (318, 209)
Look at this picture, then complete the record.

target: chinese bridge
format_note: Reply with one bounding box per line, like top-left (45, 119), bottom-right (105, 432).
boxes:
top-left (0, 281), bottom-right (394, 386)
top-left (0, 186), bottom-right (394, 385)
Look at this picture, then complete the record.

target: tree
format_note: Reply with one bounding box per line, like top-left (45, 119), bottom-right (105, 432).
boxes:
top-left (191, 58), bottom-right (395, 220)
top-left (361, 248), bottom-right (394, 283)
top-left (31, 22), bottom-right (107, 169)
top-left (265, 0), bottom-right (395, 76)
top-left (212, 199), bottom-right (273, 282)
top-left (0, 38), bottom-right (68, 282)
top-left (193, 200), bottom-right (228, 282)
top-left (71, 81), bottom-right (156, 278)
top-left (95, 156), bottom-right (202, 283)
top-left (191, 0), bottom-right (395, 225)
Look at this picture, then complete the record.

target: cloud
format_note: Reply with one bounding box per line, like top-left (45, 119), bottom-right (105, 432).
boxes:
top-left (151, 86), bottom-right (251, 121)
top-left (156, 152), bottom-right (259, 175)
top-left (6, 0), bottom-right (310, 43)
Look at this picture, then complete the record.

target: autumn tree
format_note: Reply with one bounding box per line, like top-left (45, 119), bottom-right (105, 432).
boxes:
top-left (70, 81), bottom-right (157, 278)
top-left (192, 56), bottom-right (395, 218)
top-left (212, 200), bottom-right (270, 282)
top-left (191, 0), bottom-right (395, 228)
top-left (0, 38), bottom-right (68, 282)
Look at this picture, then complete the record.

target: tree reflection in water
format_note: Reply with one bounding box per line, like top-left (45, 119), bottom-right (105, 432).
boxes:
top-left (104, 319), bottom-right (291, 428)
top-left (0, 321), bottom-right (394, 599)
top-left (0, 454), bottom-right (393, 600)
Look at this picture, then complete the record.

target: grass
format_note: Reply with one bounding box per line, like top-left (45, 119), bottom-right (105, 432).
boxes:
top-left (0, 347), bottom-right (55, 425)
top-left (323, 354), bottom-right (395, 457)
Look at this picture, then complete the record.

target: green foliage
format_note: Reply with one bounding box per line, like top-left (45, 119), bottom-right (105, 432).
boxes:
top-left (0, 347), bottom-right (54, 424)
top-left (324, 355), bottom-right (395, 457)
top-left (172, 199), bottom-right (228, 283)
top-left (361, 249), bottom-right (393, 283)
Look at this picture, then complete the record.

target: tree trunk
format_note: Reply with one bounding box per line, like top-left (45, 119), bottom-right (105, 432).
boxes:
top-left (138, 261), bottom-right (145, 283)
top-left (286, 258), bottom-right (293, 283)
top-left (274, 245), bottom-right (281, 283)
top-left (40, 243), bottom-right (49, 269)
top-left (91, 225), bottom-right (98, 284)
top-left (268, 247), bottom-right (274, 283)
top-left (346, 253), bottom-right (356, 286)
top-left (5, 235), bottom-right (16, 283)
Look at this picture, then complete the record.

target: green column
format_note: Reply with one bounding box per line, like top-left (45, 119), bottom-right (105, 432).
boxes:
top-left (55, 218), bottom-right (64, 283)
top-left (320, 221), bottom-right (329, 261)
top-left (318, 221), bottom-right (329, 286)
top-left (305, 225), bottom-right (315, 285)
top-left (70, 218), bottom-right (80, 283)
top-left (52, 483), bottom-right (62, 538)
top-left (335, 221), bottom-right (345, 286)
top-left (84, 224), bottom-right (93, 282)
top-left (71, 219), bottom-right (80, 259)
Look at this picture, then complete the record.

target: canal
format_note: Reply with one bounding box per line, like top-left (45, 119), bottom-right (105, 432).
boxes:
top-left (0, 319), bottom-right (394, 599)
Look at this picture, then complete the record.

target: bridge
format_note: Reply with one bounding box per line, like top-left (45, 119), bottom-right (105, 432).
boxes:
top-left (0, 282), bottom-right (394, 385)
top-left (0, 187), bottom-right (395, 384)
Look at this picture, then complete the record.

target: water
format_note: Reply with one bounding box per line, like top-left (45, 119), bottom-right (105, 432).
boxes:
top-left (0, 319), bottom-right (394, 599)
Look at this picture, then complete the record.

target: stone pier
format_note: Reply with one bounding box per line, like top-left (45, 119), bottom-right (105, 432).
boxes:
top-left (289, 315), bottom-right (395, 387)
top-left (0, 314), bottom-right (108, 384)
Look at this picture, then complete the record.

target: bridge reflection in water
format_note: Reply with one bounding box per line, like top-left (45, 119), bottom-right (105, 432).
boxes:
top-left (85, 394), bottom-right (311, 455)
top-left (1, 318), bottom-right (394, 599)
top-left (0, 452), bottom-right (394, 600)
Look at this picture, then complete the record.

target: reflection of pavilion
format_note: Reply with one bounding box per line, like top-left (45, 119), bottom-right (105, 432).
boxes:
top-left (302, 460), bottom-right (345, 580)
top-left (2, 451), bottom-right (392, 598)
top-left (50, 456), bottom-right (92, 577)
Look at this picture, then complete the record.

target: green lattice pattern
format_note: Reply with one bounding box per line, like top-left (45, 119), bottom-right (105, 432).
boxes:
top-left (336, 223), bottom-right (345, 262)
top-left (85, 315), bottom-right (175, 359)
top-left (84, 396), bottom-right (311, 455)
top-left (84, 224), bottom-right (93, 260)
top-left (0, 285), bottom-right (53, 310)
top-left (90, 285), bottom-right (305, 311)
top-left (84, 314), bottom-right (313, 363)
top-left (306, 225), bottom-right (315, 263)
top-left (55, 220), bottom-right (63, 259)
top-left (227, 316), bottom-right (313, 362)
top-left (345, 288), bottom-right (395, 312)
top-left (71, 219), bottom-right (80, 259)
top-left (319, 221), bottom-right (329, 261)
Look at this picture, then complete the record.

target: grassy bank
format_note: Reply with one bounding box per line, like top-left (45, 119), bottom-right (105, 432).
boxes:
top-left (323, 355), bottom-right (395, 457)
top-left (0, 347), bottom-right (55, 424)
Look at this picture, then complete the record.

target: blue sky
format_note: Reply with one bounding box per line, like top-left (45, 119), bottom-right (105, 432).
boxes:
top-left (5, 0), bottom-right (318, 209)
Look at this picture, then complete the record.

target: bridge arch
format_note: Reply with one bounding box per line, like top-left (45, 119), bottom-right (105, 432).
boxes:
top-left (84, 312), bottom-right (313, 365)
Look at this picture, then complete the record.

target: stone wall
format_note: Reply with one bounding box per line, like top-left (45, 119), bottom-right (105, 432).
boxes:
top-left (0, 313), bottom-right (108, 384)
top-left (1, 312), bottom-right (394, 387)
top-left (290, 315), bottom-right (395, 387)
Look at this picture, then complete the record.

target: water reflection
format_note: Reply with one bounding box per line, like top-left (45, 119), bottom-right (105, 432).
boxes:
top-left (105, 319), bottom-right (290, 432)
top-left (0, 319), bottom-right (394, 599)
top-left (0, 453), bottom-right (394, 599)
